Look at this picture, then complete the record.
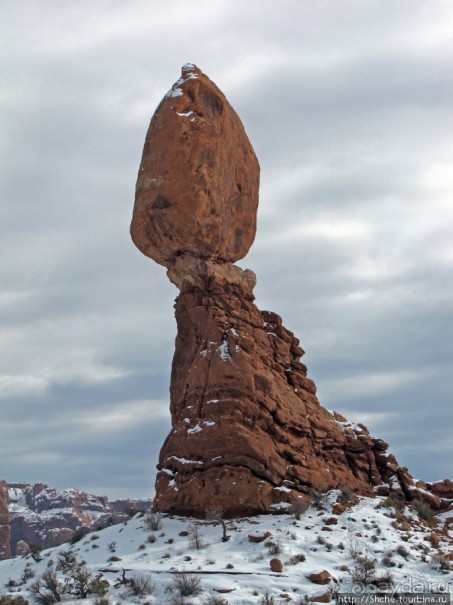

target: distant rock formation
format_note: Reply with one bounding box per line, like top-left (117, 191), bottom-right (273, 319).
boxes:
top-left (131, 65), bottom-right (452, 517)
top-left (0, 482), bottom-right (11, 560)
top-left (3, 482), bottom-right (151, 557)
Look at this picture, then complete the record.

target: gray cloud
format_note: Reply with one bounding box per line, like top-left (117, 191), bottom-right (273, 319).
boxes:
top-left (1, 0), bottom-right (452, 498)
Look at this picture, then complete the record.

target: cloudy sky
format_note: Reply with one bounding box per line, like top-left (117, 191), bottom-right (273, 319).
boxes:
top-left (1, 1), bottom-right (452, 499)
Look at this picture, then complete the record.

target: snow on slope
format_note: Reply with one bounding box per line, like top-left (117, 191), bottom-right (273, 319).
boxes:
top-left (0, 492), bottom-right (451, 604)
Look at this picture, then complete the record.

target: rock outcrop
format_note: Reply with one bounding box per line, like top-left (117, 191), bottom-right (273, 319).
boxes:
top-left (4, 482), bottom-right (151, 557)
top-left (0, 482), bottom-right (11, 560)
top-left (132, 64), bottom-right (451, 518)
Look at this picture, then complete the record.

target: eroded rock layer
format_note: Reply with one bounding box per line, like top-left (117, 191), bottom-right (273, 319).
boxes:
top-left (153, 274), bottom-right (420, 516)
top-left (0, 483), bottom-right (11, 560)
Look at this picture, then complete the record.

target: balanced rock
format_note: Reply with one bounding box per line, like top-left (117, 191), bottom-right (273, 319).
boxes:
top-left (132, 65), bottom-right (448, 518)
top-left (131, 63), bottom-right (259, 277)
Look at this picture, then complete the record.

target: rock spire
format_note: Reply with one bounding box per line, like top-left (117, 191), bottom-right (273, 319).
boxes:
top-left (131, 65), bottom-right (450, 517)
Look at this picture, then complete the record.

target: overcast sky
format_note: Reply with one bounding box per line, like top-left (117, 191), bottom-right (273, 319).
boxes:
top-left (1, 1), bottom-right (452, 499)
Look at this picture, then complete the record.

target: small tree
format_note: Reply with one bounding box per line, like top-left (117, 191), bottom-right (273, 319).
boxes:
top-left (350, 555), bottom-right (376, 586)
top-left (207, 509), bottom-right (229, 542)
top-left (30, 570), bottom-right (63, 605)
top-left (188, 523), bottom-right (205, 550)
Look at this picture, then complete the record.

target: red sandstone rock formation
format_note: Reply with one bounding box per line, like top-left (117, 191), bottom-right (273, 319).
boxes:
top-left (4, 482), bottom-right (151, 557)
top-left (131, 65), bottom-right (451, 517)
top-left (0, 482), bottom-right (11, 560)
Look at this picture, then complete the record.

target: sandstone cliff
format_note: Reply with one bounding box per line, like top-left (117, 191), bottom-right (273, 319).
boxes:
top-left (3, 482), bottom-right (151, 557)
top-left (0, 482), bottom-right (11, 560)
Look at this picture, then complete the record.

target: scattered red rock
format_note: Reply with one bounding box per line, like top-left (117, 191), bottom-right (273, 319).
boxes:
top-left (15, 540), bottom-right (30, 556)
top-left (307, 570), bottom-right (331, 585)
top-left (310, 591), bottom-right (331, 603)
top-left (324, 517), bottom-right (338, 525)
top-left (248, 531), bottom-right (271, 543)
top-left (270, 558), bottom-right (283, 572)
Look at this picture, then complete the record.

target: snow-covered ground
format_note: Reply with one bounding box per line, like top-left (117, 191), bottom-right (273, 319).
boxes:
top-left (1, 492), bottom-right (451, 604)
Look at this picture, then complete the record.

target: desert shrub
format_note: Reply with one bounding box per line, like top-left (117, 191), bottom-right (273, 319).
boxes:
top-left (30, 570), bottom-right (64, 605)
top-left (0, 597), bottom-right (30, 605)
top-left (289, 553), bottom-right (306, 565)
top-left (128, 572), bottom-right (155, 597)
top-left (396, 545), bottom-right (409, 559)
top-left (202, 595), bottom-right (230, 605)
top-left (309, 487), bottom-right (326, 509)
top-left (259, 592), bottom-right (276, 605)
top-left (382, 552), bottom-right (396, 567)
top-left (289, 499), bottom-right (309, 520)
top-left (21, 564), bottom-right (35, 583)
top-left (226, 563), bottom-right (234, 569)
top-left (339, 485), bottom-right (353, 501)
top-left (171, 572), bottom-right (202, 597)
top-left (383, 495), bottom-right (405, 512)
top-left (264, 540), bottom-right (282, 555)
top-left (107, 541), bottom-right (116, 553)
top-left (430, 553), bottom-right (451, 572)
top-left (350, 555), bottom-right (376, 586)
top-left (144, 511), bottom-right (163, 531)
top-left (28, 545), bottom-right (43, 563)
top-left (372, 571), bottom-right (394, 588)
top-left (70, 531), bottom-right (84, 545)
top-left (412, 498), bottom-right (434, 521)
top-left (147, 533), bottom-right (156, 543)
top-left (169, 598), bottom-right (195, 605)
top-left (316, 535), bottom-right (326, 546)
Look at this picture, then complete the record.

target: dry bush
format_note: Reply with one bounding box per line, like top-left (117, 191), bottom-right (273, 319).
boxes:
top-left (171, 572), bottom-right (202, 597)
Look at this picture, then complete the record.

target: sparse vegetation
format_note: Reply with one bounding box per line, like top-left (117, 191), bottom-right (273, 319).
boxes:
top-left (171, 571), bottom-right (202, 597)
top-left (30, 570), bottom-right (63, 605)
top-left (0, 597), bottom-right (30, 605)
top-left (396, 545), bottom-right (409, 559)
top-left (430, 553), bottom-right (451, 572)
top-left (28, 545), bottom-right (43, 563)
top-left (259, 591), bottom-right (276, 605)
top-left (309, 487), bottom-right (326, 509)
top-left (127, 572), bottom-right (156, 597)
top-left (188, 523), bottom-right (205, 550)
top-left (350, 555), bottom-right (377, 586)
top-left (145, 511), bottom-right (163, 531)
top-left (202, 595), bottom-right (230, 605)
top-left (289, 499), bottom-right (309, 520)
top-left (264, 540), bottom-right (282, 555)
top-left (289, 553), bottom-right (306, 565)
top-left (339, 485), bottom-right (353, 501)
top-left (207, 509), bottom-right (230, 542)
top-left (412, 498), bottom-right (434, 521)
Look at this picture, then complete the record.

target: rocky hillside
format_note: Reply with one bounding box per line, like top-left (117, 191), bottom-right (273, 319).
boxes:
top-left (1, 482), bottom-right (151, 558)
top-left (0, 490), bottom-right (451, 603)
